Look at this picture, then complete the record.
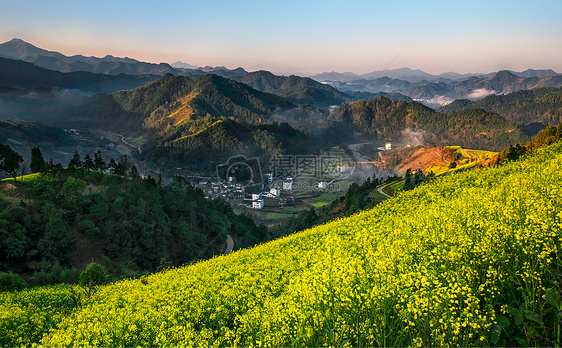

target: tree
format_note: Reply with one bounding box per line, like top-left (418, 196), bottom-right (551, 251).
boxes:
top-left (83, 154), bottom-right (94, 172)
top-left (94, 150), bottom-right (106, 171)
top-left (403, 168), bottom-right (413, 191)
top-left (0, 143), bottom-right (23, 182)
top-left (108, 158), bottom-right (117, 174)
top-left (68, 151), bottom-right (82, 169)
top-left (30, 147), bottom-right (47, 173)
top-left (79, 262), bottom-right (106, 286)
top-left (128, 165), bottom-right (141, 181)
top-left (0, 272), bottom-right (27, 292)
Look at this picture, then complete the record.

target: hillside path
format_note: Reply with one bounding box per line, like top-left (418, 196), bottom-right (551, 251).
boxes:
top-left (377, 184), bottom-right (392, 198)
top-left (224, 235), bottom-right (234, 255)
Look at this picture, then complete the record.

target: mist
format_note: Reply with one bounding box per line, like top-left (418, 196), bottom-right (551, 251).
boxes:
top-left (0, 89), bottom-right (92, 126)
top-left (270, 106), bottom-right (328, 131)
top-left (467, 88), bottom-right (495, 100)
top-left (401, 127), bottom-right (426, 147)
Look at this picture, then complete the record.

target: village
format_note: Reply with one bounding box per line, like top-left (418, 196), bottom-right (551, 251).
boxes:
top-left (196, 174), bottom-right (298, 209)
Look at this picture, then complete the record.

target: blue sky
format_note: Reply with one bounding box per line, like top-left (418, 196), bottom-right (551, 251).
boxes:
top-left (1, 0), bottom-right (561, 75)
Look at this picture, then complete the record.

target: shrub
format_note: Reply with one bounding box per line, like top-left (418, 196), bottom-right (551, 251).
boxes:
top-left (79, 262), bottom-right (106, 287)
top-left (0, 272), bottom-right (27, 292)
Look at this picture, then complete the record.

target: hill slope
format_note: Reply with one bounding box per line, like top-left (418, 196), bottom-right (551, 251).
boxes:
top-left (0, 170), bottom-right (268, 280)
top-left (329, 97), bottom-right (530, 150)
top-left (6, 137), bottom-right (561, 347)
top-left (440, 86), bottom-right (562, 133)
top-left (87, 73), bottom-right (306, 165)
top-left (233, 70), bottom-right (351, 108)
top-left (0, 57), bottom-right (160, 93)
top-left (0, 38), bottom-right (178, 76)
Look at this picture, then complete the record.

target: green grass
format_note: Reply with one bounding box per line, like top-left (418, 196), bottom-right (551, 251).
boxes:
top-left (1, 172), bottom-right (46, 183)
top-left (266, 212), bottom-right (294, 219)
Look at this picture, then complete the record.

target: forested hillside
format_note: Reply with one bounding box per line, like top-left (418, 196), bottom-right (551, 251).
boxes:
top-left (440, 86), bottom-right (562, 132)
top-left (0, 168), bottom-right (268, 285)
top-left (330, 97), bottom-right (530, 150)
top-left (232, 70), bottom-right (352, 107)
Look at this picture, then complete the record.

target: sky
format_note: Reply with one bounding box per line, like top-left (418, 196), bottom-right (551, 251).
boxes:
top-left (1, 0), bottom-right (562, 75)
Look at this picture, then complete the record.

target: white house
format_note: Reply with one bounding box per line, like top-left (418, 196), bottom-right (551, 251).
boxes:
top-left (252, 193), bottom-right (262, 200)
top-left (385, 142), bottom-right (392, 150)
top-left (252, 199), bottom-right (264, 209)
top-left (283, 177), bottom-right (293, 191)
top-left (318, 181), bottom-right (328, 189)
top-left (270, 187), bottom-right (280, 197)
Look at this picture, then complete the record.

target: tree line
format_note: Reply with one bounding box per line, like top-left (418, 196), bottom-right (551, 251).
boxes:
top-left (0, 144), bottom-right (269, 287)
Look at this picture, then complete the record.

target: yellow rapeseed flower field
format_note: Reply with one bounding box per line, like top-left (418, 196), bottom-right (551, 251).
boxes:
top-left (2, 141), bottom-right (562, 347)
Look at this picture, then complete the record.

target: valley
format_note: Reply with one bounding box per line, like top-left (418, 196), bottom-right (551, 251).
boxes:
top-left (1, 36), bottom-right (562, 347)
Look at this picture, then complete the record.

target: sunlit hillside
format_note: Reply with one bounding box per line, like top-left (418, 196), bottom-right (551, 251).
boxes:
top-left (2, 140), bottom-right (562, 347)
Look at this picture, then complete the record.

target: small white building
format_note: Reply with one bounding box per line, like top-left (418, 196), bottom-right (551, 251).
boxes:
top-left (252, 193), bottom-right (262, 200)
top-left (283, 177), bottom-right (293, 191)
top-left (385, 142), bottom-right (392, 150)
top-left (318, 181), bottom-right (328, 189)
top-left (252, 199), bottom-right (264, 209)
top-left (270, 187), bottom-right (281, 197)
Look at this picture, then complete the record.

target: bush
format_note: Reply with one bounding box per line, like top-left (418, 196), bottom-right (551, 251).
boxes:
top-left (0, 272), bottom-right (28, 292)
top-left (79, 262), bottom-right (106, 286)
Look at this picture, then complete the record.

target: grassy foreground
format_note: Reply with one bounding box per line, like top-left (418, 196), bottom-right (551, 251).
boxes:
top-left (3, 141), bottom-right (562, 346)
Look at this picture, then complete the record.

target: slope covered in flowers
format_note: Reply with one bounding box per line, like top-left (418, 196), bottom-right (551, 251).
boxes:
top-left (3, 140), bottom-right (562, 346)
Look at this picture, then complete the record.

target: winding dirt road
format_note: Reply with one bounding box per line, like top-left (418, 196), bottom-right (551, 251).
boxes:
top-left (377, 184), bottom-right (392, 198)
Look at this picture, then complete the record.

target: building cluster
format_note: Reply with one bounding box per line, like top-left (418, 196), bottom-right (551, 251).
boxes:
top-left (64, 129), bottom-right (80, 135)
top-left (197, 177), bottom-right (245, 200)
top-left (196, 175), bottom-right (295, 209)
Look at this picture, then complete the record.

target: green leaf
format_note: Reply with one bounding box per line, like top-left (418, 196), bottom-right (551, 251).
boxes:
top-left (515, 337), bottom-right (529, 347)
top-left (506, 306), bottom-right (524, 326)
top-left (491, 324), bottom-right (501, 345)
top-left (497, 313), bottom-right (511, 329)
top-left (523, 309), bottom-right (544, 326)
top-left (545, 287), bottom-right (561, 308)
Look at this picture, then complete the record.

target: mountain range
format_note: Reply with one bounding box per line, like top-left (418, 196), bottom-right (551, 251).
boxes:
top-left (0, 38), bottom-right (179, 76)
top-left (3, 38), bottom-right (562, 170)
top-left (440, 86), bottom-right (562, 134)
top-left (320, 70), bottom-right (562, 108)
top-left (310, 67), bottom-right (560, 83)
top-left (0, 56), bottom-right (160, 93)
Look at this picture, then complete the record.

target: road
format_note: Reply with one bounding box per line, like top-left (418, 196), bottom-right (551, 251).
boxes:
top-left (91, 130), bottom-right (141, 155)
top-left (464, 149), bottom-right (479, 162)
top-left (377, 184), bottom-right (392, 198)
top-left (224, 235), bottom-right (234, 255)
top-left (433, 151), bottom-right (450, 163)
top-left (121, 136), bottom-right (141, 154)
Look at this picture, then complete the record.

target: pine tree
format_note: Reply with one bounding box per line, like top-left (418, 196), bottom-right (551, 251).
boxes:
top-left (403, 168), bottom-right (413, 191)
top-left (108, 159), bottom-right (117, 174)
top-left (94, 150), bottom-right (106, 171)
top-left (68, 151), bottom-right (82, 169)
top-left (83, 154), bottom-right (95, 172)
top-left (30, 147), bottom-right (47, 173)
top-left (0, 143), bottom-right (23, 182)
top-left (129, 165), bottom-right (141, 181)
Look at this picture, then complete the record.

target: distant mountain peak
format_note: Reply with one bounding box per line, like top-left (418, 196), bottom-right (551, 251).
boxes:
top-left (494, 70), bottom-right (518, 78)
top-left (171, 61), bottom-right (199, 69)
